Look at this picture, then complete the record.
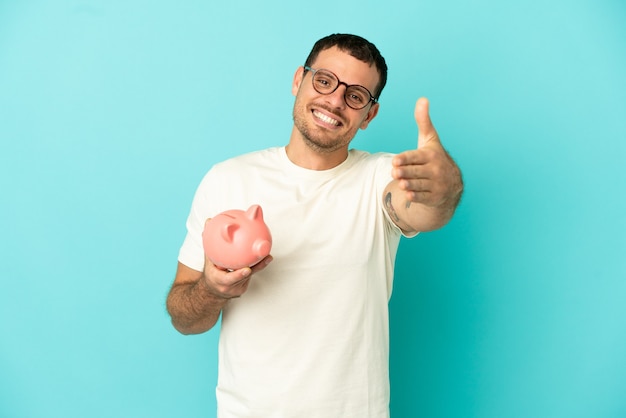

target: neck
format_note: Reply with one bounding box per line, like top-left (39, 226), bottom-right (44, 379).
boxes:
top-left (285, 127), bottom-right (349, 171)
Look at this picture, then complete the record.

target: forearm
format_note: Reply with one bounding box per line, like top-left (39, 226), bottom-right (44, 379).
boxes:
top-left (384, 177), bottom-right (463, 233)
top-left (405, 187), bottom-right (462, 232)
top-left (166, 278), bottom-right (227, 335)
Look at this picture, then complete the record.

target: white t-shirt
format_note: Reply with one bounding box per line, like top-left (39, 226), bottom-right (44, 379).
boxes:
top-left (179, 147), bottom-right (411, 418)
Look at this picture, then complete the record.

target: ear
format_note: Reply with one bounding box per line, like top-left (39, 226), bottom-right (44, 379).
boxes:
top-left (245, 204), bottom-right (263, 221)
top-left (359, 102), bottom-right (380, 130)
top-left (220, 223), bottom-right (239, 243)
top-left (292, 66), bottom-right (305, 96)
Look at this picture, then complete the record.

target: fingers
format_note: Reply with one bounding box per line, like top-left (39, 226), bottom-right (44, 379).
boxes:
top-left (392, 161), bottom-right (430, 183)
top-left (392, 149), bottom-right (430, 167)
top-left (203, 255), bottom-right (273, 299)
top-left (396, 176), bottom-right (449, 207)
top-left (396, 177), bottom-right (430, 192)
top-left (391, 147), bottom-right (456, 207)
top-left (250, 255), bottom-right (273, 274)
top-left (392, 144), bottom-right (442, 173)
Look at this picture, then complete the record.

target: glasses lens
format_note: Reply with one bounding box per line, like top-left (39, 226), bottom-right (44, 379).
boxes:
top-left (310, 68), bottom-right (374, 109)
top-left (312, 70), bottom-right (337, 94)
top-left (345, 86), bottom-right (371, 109)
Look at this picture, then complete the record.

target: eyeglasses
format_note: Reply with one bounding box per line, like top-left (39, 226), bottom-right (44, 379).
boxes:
top-left (303, 66), bottom-right (378, 110)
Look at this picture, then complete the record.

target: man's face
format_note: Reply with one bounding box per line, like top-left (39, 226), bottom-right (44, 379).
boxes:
top-left (291, 46), bottom-right (380, 154)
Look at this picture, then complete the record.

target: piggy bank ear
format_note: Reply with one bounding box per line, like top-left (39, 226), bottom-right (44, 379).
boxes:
top-left (220, 223), bottom-right (239, 243)
top-left (246, 204), bottom-right (263, 221)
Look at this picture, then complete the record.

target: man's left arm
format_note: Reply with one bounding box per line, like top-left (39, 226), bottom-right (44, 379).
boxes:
top-left (383, 97), bottom-right (464, 234)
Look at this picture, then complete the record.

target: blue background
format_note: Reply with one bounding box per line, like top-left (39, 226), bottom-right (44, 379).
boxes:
top-left (1, 1), bottom-right (625, 417)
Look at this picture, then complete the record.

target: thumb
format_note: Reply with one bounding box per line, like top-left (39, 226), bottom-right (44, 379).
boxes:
top-left (415, 97), bottom-right (439, 149)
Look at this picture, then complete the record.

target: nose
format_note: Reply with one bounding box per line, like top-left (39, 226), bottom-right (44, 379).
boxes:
top-left (325, 82), bottom-right (348, 109)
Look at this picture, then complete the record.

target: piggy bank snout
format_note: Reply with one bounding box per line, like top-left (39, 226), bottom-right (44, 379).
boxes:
top-left (253, 239), bottom-right (272, 258)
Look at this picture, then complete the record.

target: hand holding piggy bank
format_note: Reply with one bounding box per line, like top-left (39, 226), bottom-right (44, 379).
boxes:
top-left (202, 205), bottom-right (273, 270)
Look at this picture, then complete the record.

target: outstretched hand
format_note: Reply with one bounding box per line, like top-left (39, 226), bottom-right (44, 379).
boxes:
top-left (391, 97), bottom-right (462, 209)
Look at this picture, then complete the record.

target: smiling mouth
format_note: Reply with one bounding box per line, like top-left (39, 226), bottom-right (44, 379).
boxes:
top-left (312, 109), bottom-right (342, 127)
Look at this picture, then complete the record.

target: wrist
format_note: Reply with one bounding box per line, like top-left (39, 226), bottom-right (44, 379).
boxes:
top-left (195, 274), bottom-right (231, 305)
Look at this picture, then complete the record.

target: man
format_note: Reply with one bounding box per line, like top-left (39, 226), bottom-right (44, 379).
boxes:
top-left (166, 33), bottom-right (463, 417)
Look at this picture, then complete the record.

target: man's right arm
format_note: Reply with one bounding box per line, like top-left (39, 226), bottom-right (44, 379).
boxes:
top-left (166, 256), bottom-right (273, 335)
top-left (166, 262), bottom-right (228, 335)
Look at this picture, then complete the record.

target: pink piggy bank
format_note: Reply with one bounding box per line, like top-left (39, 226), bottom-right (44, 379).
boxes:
top-left (202, 204), bottom-right (272, 270)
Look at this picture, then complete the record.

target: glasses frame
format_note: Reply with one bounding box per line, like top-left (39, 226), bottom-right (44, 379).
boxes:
top-left (303, 66), bottom-right (378, 110)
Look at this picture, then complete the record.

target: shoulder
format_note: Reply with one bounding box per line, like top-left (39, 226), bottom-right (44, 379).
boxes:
top-left (347, 149), bottom-right (397, 195)
top-left (213, 147), bottom-right (281, 171)
top-left (200, 147), bottom-right (282, 180)
top-left (348, 149), bottom-right (395, 171)
top-left (195, 147), bottom-right (282, 192)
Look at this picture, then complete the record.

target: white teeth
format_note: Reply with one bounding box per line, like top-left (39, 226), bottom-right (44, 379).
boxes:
top-left (313, 110), bottom-right (339, 126)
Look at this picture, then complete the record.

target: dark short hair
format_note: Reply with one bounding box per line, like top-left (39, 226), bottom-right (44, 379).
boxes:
top-left (303, 33), bottom-right (388, 100)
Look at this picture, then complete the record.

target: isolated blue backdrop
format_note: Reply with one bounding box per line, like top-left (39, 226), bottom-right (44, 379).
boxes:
top-left (1, 1), bottom-right (625, 417)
